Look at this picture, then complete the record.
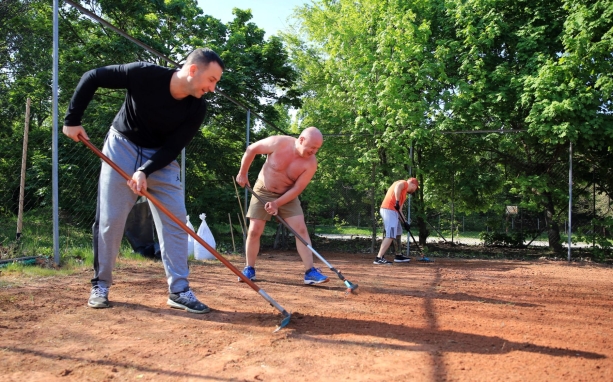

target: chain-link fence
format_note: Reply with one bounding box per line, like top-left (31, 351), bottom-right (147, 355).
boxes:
top-left (3, 2), bottom-right (612, 265)
top-left (0, 97), bottom-right (54, 261)
top-left (3, 116), bottom-right (613, 264)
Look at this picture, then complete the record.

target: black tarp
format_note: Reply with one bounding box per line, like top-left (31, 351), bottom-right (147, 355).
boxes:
top-left (124, 196), bottom-right (161, 260)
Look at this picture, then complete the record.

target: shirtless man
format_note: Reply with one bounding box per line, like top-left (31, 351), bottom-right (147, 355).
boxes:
top-left (235, 127), bottom-right (329, 285)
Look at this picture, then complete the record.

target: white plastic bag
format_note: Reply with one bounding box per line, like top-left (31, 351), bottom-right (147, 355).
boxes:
top-left (186, 215), bottom-right (195, 256)
top-left (194, 213), bottom-right (216, 260)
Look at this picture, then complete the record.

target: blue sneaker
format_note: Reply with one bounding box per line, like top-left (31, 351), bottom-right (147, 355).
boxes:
top-left (238, 266), bottom-right (256, 282)
top-left (418, 256), bottom-right (434, 263)
top-left (304, 267), bottom-right (329, 285)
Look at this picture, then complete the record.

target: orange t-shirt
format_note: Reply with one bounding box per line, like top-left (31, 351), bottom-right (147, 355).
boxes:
top-left (381, 180), bottom-right (409, 210)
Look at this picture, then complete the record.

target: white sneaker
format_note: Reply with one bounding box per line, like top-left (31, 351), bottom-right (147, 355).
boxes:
top-left (88, 285), bottom-right (109, 308)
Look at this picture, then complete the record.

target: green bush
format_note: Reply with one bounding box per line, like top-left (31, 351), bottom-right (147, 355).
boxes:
top-left (480, 231), bottom-right (525, 247)
top-left (573, 217), bottom-right (613, 261)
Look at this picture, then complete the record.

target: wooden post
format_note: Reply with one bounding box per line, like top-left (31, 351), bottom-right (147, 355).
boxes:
top-left (17, 98), bottom-right (31, 241)
top-left (228, 213), bottom-right (236, 253)
top-left (238, 213), bottom-right (246, 249)
top-left (232, 176), bottom-right (248, 231)
top-left (232, 176), bottom-right (248, 255)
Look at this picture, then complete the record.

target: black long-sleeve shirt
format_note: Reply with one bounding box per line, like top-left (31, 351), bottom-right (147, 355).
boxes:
top-left (64, 62), bottom-right (207, 176)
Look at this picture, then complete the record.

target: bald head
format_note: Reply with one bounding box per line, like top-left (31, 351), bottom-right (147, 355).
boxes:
top-left (297, 126), bottom-right (323, 157)
top-left (300, 126), bottom-right (323, 142)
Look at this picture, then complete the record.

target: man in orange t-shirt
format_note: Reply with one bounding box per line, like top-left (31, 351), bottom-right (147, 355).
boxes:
top-left (374, 178), bottom-right (419, 265)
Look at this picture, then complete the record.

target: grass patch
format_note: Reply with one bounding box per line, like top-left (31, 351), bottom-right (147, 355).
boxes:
top-left (0, 208), bottom-right (55, 252)
top-left (1, 262), bottom-right (74, 276)
top-left (0, 239), bottom-right (150, 277)
top-left (0, 280), bottom-right (17, 288)
top-left (312, 225), bottom-right (373, 236)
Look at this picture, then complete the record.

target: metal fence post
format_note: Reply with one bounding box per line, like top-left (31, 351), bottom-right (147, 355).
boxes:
top-left (406, 143), bottom-right (413, 256)
top-left (52, 0), bottom-right (60, 265)
top-left (568, 141), bottom-right (573, 261)
top-left (181, 148), bottom-right (186, 199)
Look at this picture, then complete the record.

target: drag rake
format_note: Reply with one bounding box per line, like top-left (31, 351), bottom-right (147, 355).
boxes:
top-left (79, 136), bottom-right (291, 333)
top-left (397, 210), bottom-right (433, 262)
top-left (244, 184), bottom-right (359, 294)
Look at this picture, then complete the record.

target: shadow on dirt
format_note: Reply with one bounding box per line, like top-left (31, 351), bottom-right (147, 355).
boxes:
top-left (93, 300), bottom-right (604, 360)
top-left (3, 346), bottom-right (235, 381)
top-left (96, 301), bottom-right (605, 360)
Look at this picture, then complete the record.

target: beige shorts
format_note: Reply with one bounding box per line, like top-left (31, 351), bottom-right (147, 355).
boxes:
top-left (246, 179), bottom-right (303, 221)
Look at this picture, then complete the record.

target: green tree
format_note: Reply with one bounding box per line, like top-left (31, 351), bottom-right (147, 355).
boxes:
top-left (434, 0), bottom-right (571, 251)
top-left (0, 1), bottom-right (301, 241)
top-left (0, 0), bottom-right (57, 217)
top-left (286, 0), bottom-right (447, 249)
top-left (521, 0), bottom-right (613, 251)
top-left (289, 0), bottom-right (613, 254)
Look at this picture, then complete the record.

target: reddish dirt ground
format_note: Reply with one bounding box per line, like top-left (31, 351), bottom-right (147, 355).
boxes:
top-left (1, 250), bottom-right (613, 381)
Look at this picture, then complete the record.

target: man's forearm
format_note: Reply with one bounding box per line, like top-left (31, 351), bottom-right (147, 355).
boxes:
top-left (238, 151), bottom-right (257, 176)
top-left (274, 185), bottom-right (306, 207)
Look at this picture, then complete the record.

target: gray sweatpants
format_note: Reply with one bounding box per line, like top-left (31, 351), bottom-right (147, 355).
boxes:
top-left (92, 128), bottom-right (190, 293)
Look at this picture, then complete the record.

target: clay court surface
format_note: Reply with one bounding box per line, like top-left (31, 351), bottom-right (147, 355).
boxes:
top-left (1, 250), bottom-right (612, 381)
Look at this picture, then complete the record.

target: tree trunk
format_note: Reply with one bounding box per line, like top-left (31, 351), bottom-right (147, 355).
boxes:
top-left (273, 224), bottom-right (281, 249)
top-left (273, 223), bottom-right (288, 249)
top-left (416, 150), bottom-right (430, 246)
top-left (544, 193), bottom-right (563, 253)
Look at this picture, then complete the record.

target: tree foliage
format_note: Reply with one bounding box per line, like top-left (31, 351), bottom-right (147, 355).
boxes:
top-left (0, 0), bottom-right (300, 230)
top-left (288, 0), bottom-right (613, 252)
top-left (3, 0), bottom-right (613, 256)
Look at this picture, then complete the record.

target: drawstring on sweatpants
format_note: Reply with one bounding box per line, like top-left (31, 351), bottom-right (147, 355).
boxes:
top-left (134, 146), bottom-right (143, 173)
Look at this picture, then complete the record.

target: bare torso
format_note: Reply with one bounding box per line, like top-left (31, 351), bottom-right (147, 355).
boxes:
top-left (258, 136), bottom-right (316, 194)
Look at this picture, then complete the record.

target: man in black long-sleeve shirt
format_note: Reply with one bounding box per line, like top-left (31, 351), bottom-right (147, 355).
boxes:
top-left (63, 48), bottom-right (224, 313)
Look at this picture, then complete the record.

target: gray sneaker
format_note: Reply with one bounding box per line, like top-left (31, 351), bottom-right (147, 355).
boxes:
top-left (167, 289), bottom-right (210, 314)
top-left (88, 285), bottom-right (110, 308)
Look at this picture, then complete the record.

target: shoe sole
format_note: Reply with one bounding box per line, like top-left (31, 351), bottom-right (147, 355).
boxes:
top-left (394, 259), bottom-right (411, 263)
top-left (304, 278), bottom-right (330, 285)
top-left (238, 277), bottom-right (256, 282)
top-left (373, 262), bottom-right (393, 265)
top-left (87, 301), bottom-right (110, 308)
top-left (166, 299), bottom-right (211, 314)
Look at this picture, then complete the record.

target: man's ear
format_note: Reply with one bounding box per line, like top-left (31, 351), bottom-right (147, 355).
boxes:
top-left (187, 64), bottom-right (198, 77)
